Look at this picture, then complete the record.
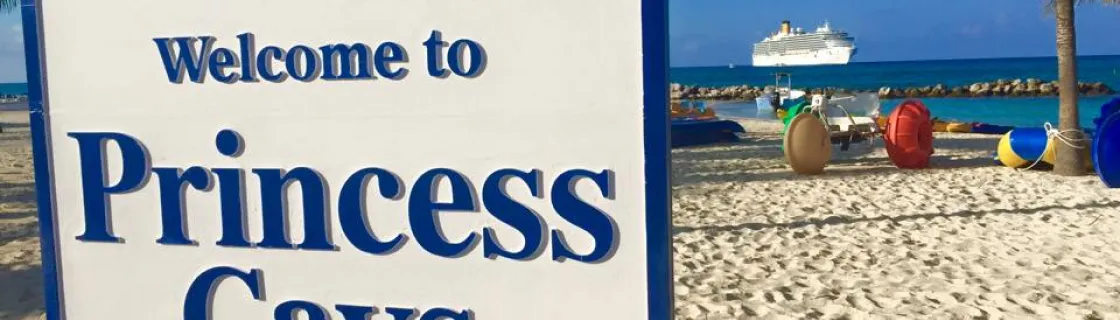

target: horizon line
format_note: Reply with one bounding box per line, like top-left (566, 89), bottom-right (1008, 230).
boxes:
top-left (672, 53), bottom-right (1120, 69)
top-left (1, 53), bottom-right (1118, 84)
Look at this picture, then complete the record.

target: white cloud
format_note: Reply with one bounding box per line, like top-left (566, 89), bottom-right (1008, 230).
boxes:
top-left (7, 23), bottom-right (19, 44)
top-left (958, 25), bottom-right (984, 38)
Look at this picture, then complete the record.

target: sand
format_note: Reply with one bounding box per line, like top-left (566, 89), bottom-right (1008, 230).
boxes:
top-left (0, 110), bottom-right (42, 320)
top-left (673, 118), bottom-right (1120, 319)
top-left (1, 113), bottom-right (1119, 319)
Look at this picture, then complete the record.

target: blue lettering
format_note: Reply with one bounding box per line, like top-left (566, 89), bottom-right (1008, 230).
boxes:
top-left (257, 46), bottom-right (288, 82)
top-left (285, 45), bottom-right (321, 82)
top-left (423, 30), bottom-right (449, 78)
top-left (275, 300), bottom-right (329, 320)
top-left (420, 308), bottom-right (472, 320)
top-left (153, 36), bottom-right (215, 83)
top-left (319, 43), bottom-right (374, 80)
top-left (481, 169), bottom-right (545, 260)
top-left (207, 48), bottom-right (240, 83)
top-left (183, 266), bottom-right (263, 320)
top-left (154, 32), bottom-right (453, 83)
top-left (237, 32), bottom-right (259, 82)
top-left (214, 129), bottom-right (252, 247)
top-left (66, 130), bottom-right (621, 264)
top-left (335, 305), bottom-right (376, 320)
top-left (386, 308), bottom-right (418, 320)
top-left (68, 132), bottom-right (151, 243)
top-left (213, 168), bottom-right (252, 247)
top-left (375, 42), bottom-right (409, 80)
top-left (183, 265), bottom-right (472, 319)
top-left (253, 168), bottom-right (334, 250)
top-left (550, 169), bottom-right (617, 263)
top-left (447, 39), bottom-right (486, 78)
top-left (153, 167), bottom-right (211, 245)
top-left (408, 168), bottom-right (478, 258)
top-left (338, 167), bottom-right (407, 255)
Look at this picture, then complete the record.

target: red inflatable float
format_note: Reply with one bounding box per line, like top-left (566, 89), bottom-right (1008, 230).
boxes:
top-left (883, 99), bottom-right (934, 169)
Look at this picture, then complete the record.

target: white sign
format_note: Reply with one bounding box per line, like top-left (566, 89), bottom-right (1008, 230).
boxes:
top-left (22, 0), bottom-right (671, 319)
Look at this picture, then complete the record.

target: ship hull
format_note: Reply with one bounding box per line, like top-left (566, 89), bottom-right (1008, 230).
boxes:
top-left (752, 47), bottom-right (854, 67)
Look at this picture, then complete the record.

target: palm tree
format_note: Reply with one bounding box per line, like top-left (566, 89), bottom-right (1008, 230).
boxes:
top-left (1048, 0), bottom-right (1118, 176)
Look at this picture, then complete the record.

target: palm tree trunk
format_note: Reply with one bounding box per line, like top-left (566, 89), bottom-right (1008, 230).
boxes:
top-left (1053, 0), bottom-right (1087, 176)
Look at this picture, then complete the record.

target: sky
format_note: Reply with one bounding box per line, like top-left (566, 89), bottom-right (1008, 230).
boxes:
top-left (0, 10), bottom-right (23, 83)
top-left (671, 0), bottom-right (1120, 67)
top-left (0, 1), bottom-right (1119, 82)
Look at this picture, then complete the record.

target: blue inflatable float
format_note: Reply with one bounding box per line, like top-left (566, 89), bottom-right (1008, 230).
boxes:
top-left (971, 123), bottom-right (1015, 135)
top-left (1093, 97), bottom-right (1120, 188)
top-left (995, 126), bottom-right (1099, 171)
top-left (671, 119), bottom-right (747, 148)
top-left (996, 127), bottom-right (1056, 169)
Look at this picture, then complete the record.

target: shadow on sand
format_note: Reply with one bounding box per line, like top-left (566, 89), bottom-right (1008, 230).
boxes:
top-left (0, 264), bottom-right (44, 320)
top-left (0, 122), bottom-right (30, 131)
top-left (0, 205), bottom-right (43, 320)
top-left (672, 134), bottom-right (1004, 185)
top-left (0, 182), bottom-right (37, 204)
top-left (673, 200), bottom-right (1120, 235)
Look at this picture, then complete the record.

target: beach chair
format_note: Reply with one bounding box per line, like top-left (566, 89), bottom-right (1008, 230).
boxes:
top-left (782, 93), bottom-right (882, 151)
top-left (815, 92), bottom-right (883, 150)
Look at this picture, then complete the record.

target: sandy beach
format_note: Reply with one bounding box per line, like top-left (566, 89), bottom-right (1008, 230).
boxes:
top-left (1, 112), bottom-right (1119, 319)
top-left (0, 110), bottom-right (42, 320)
top-left (672, 118), bottom-right (1120, 319)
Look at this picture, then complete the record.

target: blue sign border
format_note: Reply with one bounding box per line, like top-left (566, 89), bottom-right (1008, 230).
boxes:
top-left (19, 0), bottom-right (672, 319)
top-left (640, 0), bottom-right (673, 319)
top-left (21, 0), bottom-right (67, 319)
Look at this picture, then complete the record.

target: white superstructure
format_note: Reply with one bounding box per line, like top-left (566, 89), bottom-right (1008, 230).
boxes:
top-left (752, 20), bottom-right (856, 67)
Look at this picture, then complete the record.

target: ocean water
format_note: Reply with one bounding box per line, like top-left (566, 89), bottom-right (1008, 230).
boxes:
top-left (0, 83), bottom-right (27, 95)
top-left (3, 56), bottom-right (1118, 128)
top-left (673, 55), bottom-right (1120, 129)
top-left (713, 96), bottom-right (1117, 130)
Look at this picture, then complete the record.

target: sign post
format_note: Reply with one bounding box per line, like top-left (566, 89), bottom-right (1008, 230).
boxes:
top-left (21, 0), bottom-right (671, 319)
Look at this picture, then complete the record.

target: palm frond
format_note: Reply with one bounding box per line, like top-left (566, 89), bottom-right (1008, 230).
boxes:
top-left (0, 0), bottom-right (17, 13)
top-left (1046, 0), bottom-right (1120, 12)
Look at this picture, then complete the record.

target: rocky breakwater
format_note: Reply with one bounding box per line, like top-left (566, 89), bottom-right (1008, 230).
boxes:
top-left (671, 78), bottom-right (1114, 101)
top-left (0, 94), bottom-right (27, 104)
top-left (878, 79), bottom-right (1115, 99)
top-left (670, 83), bottom-right (769, 101)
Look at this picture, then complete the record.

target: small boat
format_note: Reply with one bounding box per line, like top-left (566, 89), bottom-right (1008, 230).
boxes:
top-left (755, 72), bottom-right (807, 119)
top-left (669, 99), bottom-right (748, 148)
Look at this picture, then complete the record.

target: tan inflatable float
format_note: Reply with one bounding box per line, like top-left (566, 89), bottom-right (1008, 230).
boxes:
top-left (783, 112), bottom-right (832, 175)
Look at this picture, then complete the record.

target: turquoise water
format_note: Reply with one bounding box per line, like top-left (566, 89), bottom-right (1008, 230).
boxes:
top-left (3, 56), bottom-right (1119, 128)
top-left (0, 83), bottom-right (27, 95)
top-left (676, 55), bottom-right (1120, 129)
top-left (713, 96), bottom-right (1117, 130)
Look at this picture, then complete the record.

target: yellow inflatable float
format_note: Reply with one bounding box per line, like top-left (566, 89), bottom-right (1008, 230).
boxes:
top-left (875, 114), bottom-right (1012, 135)
top-left (945, 121), bottom-right (972, 133)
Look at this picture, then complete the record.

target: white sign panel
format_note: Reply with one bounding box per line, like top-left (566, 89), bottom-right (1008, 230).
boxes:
top-left (22, 0), bottom-right (671, 319)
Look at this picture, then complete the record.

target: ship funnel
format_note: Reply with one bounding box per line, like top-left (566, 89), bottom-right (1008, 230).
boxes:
top-left (781, 20), bottom-right (791, 34)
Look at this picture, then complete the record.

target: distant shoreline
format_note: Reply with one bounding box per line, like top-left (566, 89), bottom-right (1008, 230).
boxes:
top-left (672, 77), bottom-right (1114, 101)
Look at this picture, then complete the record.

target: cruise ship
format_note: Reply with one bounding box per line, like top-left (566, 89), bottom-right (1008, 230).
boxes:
top-left (751, 20), bottom-right (856, 67)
